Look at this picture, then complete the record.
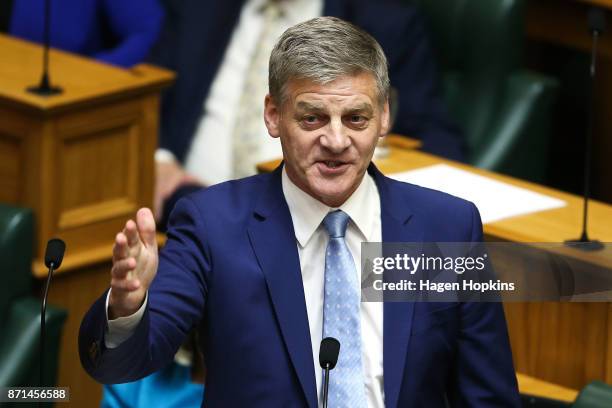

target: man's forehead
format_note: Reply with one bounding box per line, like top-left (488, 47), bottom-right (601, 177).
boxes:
top-left (284, 74), bottom-right (378, 106)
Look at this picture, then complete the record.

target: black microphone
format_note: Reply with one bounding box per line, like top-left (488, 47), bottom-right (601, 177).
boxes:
top-left (589, 7), bottom-right (606, 34)
top-left (319, 337), bottom-right (340, 408)
top-left (565, 7), bottom-right (606, 251)
top-left (27, 0), bottom-right (63, 96)
top-left (40, 238), bottom-right (65, 390)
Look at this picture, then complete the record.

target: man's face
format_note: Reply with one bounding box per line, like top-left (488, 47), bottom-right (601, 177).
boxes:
top-left (264, 73), bottom-right (390, 207)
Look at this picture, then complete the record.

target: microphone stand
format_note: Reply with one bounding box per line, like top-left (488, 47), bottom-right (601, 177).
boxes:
top-left (40, 261), bottom-right (56, 390)
top-left (322, 363), bottom-right (330, 408)
top-left (27, 0), bottom-right (62, 96)
top-left (565, 6), bottom-right (605, 251)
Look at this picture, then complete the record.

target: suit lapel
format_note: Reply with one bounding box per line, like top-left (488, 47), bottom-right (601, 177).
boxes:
top-left (247, 167), bottom-right (318, 408)
top-left (370, 166), bottom-right (422, 408)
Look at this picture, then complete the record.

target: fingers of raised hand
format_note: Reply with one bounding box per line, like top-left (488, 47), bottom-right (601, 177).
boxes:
top-left (111, 276), bottom-right (141, 293)
top-left (111, 257), bottom-right (141, 292)
top-left (136, 208), bottom-right (158, 249)
top-left (112, 232), bottom-right (129, 263)
top-left (111, 257), bottom-right (136, 278)
top-left (123, 219), bottom-right (140, 248)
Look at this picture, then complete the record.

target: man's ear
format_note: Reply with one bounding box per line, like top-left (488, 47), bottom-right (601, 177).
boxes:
top-left (380, 99), bottom-right (391, 138)
top-left (264, 94), bottom-right (281, 138)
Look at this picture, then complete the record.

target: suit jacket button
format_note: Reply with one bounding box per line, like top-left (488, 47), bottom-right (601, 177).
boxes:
top-left (89, 341), bottom-right (99, 364)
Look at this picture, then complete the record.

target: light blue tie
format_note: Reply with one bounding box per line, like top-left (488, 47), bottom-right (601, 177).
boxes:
top-left (322, 210), bottom-right (367, 408)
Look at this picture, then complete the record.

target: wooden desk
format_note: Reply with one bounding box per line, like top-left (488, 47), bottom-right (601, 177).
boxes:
top-left (517, 372), bottom-right (579, 402)
top-left (0, 34), bottom-right (174, 274)
top-left (258, 147), bottom-right (612, 390)
top-left (0, 34), bottom-right (174, 406)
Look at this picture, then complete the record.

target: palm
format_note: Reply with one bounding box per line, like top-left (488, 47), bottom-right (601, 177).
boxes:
top-left (128, 234), bottom-right (158, 289)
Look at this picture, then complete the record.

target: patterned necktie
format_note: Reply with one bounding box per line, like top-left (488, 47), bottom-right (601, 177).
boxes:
top-left (322, 210), bottom-right (367, 408)
top-left (231, 1), bottom-right (282, 179)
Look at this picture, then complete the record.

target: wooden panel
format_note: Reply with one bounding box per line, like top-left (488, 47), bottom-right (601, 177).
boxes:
top-left (57, 106), bottom-right (139, 211)
top-left (20, 94), bottom-right (159, 276)
top-left (0, 106), bottom-right (36, 205)
top-left (0, 132), bottom-right (22, 204)
top-left (14, 95), bottom-right (158, 270)
top-left (506, 303), bottom-right (608, 389)
top-left (59, 126), bottom-right (135, 212)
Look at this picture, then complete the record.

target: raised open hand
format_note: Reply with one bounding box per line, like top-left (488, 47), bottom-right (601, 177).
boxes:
top-left (108, 208), bottom-right (159, 319)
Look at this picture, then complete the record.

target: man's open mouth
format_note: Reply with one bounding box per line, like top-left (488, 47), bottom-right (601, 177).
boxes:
top-left (324, 161), bottom-right (343, 168)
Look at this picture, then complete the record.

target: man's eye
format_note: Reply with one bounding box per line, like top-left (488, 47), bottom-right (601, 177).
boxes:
top-left (304, 115), bottom-right (319, 123)
top-left (347, 115), bottom-right (368, 126)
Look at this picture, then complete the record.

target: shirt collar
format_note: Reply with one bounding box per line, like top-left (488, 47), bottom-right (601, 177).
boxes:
top-left (281, 166), bottom-right (378, 247)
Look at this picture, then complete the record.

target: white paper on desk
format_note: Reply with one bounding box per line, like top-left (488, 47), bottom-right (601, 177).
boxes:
top-left (389, 164), bottom-right (566, 224)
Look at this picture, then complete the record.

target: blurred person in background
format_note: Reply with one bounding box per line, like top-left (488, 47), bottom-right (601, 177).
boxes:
top-left (150, 0), bottom-right (464, 225)
top-left (2, 0), bottom-right (164, 67)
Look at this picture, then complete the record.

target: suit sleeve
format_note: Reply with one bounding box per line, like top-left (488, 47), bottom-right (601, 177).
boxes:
top-left (94, 0), bottom-right (164, 67)
top-left (79, 197), bottom-right (209, 384)
top-left (448, 203), bottom-right (520, 407)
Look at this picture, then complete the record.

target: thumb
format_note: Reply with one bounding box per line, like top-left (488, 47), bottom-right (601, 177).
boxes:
top-left (136, 207), bottom-right (158, 249)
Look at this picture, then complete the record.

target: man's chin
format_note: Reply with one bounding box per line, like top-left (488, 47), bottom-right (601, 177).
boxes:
top-left (309, 179), bottom-right (357, 207)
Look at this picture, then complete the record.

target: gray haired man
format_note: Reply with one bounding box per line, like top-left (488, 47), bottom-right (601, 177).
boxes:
top-left (80, 17), bottom-right (520, 407)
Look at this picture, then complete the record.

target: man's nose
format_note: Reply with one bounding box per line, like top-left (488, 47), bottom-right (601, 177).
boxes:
top-left (319, 118), bottom-right (350, 153)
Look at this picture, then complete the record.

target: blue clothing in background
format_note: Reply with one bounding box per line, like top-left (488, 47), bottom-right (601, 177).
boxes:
top-left (101, 362), bottom-right (204, 408)
top-left (10, 0), bottom-right (163, 67)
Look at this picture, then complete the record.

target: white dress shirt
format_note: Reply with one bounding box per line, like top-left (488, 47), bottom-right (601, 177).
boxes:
top-left (281, 169), bottom-right (385, 407)
top-left (157, 0), bottom-right (323, 185)
top-left (106, 169), bottom-right (385, 407)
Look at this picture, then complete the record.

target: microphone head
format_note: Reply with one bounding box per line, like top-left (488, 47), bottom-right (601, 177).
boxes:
top-left (319, 337), bottom-right (340, 369)
top-left (589, 7), bottom-right (606, 34)
top-left (45, 238), bottom-right (66, 269)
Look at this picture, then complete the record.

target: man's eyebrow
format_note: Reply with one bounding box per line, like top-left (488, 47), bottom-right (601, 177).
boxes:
top-left (295, 101), bottom-right (326, 111)
top-left (344, 102), bottom-right (374, 115)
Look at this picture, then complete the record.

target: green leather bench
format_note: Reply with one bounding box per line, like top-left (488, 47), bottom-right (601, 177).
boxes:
top-left (405, 0), bottom-right (559, 183)
top-left (0, 203), bottom-right (67, 393)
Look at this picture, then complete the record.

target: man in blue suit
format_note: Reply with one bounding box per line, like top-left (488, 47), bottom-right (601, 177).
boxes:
top-left (80, 17), bottom-right (519, 407)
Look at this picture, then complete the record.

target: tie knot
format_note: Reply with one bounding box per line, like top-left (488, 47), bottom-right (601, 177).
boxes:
top-left (323, 210), bottom-right (350, 238)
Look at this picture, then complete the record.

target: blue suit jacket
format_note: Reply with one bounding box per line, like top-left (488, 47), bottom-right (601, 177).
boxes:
top-left (149, 0), bottom-right (464, 162)
top-left (80, 165), bottom-right (520, 407)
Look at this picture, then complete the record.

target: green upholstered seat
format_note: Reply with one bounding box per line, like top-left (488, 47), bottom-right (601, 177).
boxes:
top-left (572, 381), bottom-right (612, 408)
top-left (0, 203), bottom-right (67, 391)
top-left (405, 0), bottom-right (558, 182)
